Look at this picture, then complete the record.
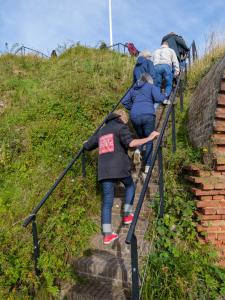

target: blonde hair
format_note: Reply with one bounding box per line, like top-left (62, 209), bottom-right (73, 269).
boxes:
top-left (114, 109), bottom-right (129, 124)
top-left (139, 50), bottom-right (152, 58)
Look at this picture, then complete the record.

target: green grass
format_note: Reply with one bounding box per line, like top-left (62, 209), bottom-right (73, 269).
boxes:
top-left (0, 47), bottom-right (134, 299)
top-left (141, 46), bottom-right (225, 299)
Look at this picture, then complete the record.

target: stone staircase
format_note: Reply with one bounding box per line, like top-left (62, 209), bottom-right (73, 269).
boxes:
top-left (61, 106), bottom-right (166, 299)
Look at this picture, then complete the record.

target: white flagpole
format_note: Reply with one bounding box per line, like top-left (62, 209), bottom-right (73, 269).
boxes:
top-left (109, 0), bottom-right (113, 46)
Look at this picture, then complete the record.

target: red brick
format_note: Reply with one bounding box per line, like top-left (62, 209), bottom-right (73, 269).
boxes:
top-left (217, 208), bottom-right (225, 214)
top-left (201, 183), bottom-right (215, 190)
top-left (221, 82), bottom-right (225, 91)
top-left (200, 195), bottom-right (213, 200)
top-left (197, 200), bottom-right (225, 208)
top-left (211, 171), bottom-right (223, 176)
top-left (215, 183), bottom-right (225, 189)
top-left (218, 94), bottom-right (225, 105)
top-left (192, 188), bottom-right (225, 196)
top-left (197, 225), bottom-right (224, 232)
top-left (214, 125), bottom-right (225, 132)
top-left (216, 165), bottom-right (225, 171)
top-left (218, 233), bottom-right (225, 240)
top-left (200, 215), bottom-right (221, 220)
top-left (202, 220), bottom-right (225, 227)
top-left (201, 207), bottom-right (217, 215)
top-left (216, 112), bottom-right (225, 119)
top-left (205, 233), bottom-right (217, 240)
top-left (218, 260), bottom-right (225, 267)
top-left (214, 240), bottom-right (223, 245)
top-left (183, 164), bottom-right (200, 172)
top-left (213, 195), bottom-right (225, 200)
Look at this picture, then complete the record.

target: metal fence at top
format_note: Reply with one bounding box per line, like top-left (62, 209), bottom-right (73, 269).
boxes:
top-left (15, 46), bottom-right (49, 58)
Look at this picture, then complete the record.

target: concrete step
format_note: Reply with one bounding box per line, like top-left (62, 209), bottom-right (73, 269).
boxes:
top-left (73, 251), bottom-right (132, 288)
top-left (62, 278), bottom-right (130, 300)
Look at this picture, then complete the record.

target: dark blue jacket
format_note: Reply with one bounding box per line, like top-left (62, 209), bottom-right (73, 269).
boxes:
top-left (122, 81), bottom-right (166, 118)
top-left (133, 56), bottom-right (156, 84)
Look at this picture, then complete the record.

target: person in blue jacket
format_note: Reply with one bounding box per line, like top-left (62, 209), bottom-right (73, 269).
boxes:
top-left (133, 50), bottom-right (156, 84)
top-left (122, 73), bottom-right (166, 173)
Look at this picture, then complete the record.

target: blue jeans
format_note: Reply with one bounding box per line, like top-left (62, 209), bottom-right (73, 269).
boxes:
top-left (155, 64), bottom-right (173, 96)
top-left (131, 114), bottom-right (156, 166)
top-left (101, 176), bottom-right (135, 234)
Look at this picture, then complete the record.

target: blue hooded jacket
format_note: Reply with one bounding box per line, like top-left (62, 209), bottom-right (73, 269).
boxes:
top-left (133, 56), bottom-right (156, 84)
top-left (122, 81), bottom-right (166, 118)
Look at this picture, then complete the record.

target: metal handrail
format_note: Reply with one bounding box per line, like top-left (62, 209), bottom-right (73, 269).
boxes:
top-left (23, 83), bottom-right (134, 274)
top-left (107, 42), bottom-right (128, 54)
top-left (15, 46), bottom-right (49, 58)
top-left (126, 76), bottom-right (182, 300)
top-left (126, 40), bottom-right (197, 299)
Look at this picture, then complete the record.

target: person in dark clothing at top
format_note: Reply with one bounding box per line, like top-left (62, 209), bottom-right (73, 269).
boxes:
top-left (133, 50), bottom-right (156, 84)
top-left (122, 74), bottom-right (166, 174)
top-left (84, 109), bottom-right (159, 245)
top-left (161, 32), bottom-right (189, 63)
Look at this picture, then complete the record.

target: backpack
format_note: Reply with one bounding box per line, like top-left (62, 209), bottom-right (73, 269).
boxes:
top-left (126, 43), bottom-right (139, 57)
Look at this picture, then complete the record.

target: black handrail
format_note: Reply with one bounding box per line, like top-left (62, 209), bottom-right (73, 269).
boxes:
top-left (126, 77), bottom-right (182, 300)
top-left (126, 40), bottom-right (197, 299)
top-left (107, 42), bottom-right (128, 54)
top-left (15, 46), bottom-right (49, 58)
top-left (22, 83), bottom-right (134, 274)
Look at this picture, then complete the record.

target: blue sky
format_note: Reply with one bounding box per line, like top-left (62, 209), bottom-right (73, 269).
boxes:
top-left (0, 0), bottom-right (225, 56)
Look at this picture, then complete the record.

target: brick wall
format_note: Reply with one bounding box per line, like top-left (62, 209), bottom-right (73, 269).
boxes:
top-left (187, 55), bottom-right (225, 166)
top-left (185, 61), bottom-right (225, 266)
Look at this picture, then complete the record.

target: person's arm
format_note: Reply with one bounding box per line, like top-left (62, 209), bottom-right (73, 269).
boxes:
top-left (175, 36), bottom-right (189, 52)
top-left (121, 89), bottom-right (133, 110)
top-left (83, 134), bottom-right (98, 151)
top-left (171, 49), bottom-right (180, 75)
top-left (151, 85), bottom-right (167, 103)
top-left (129, 131), bottom-right (160, 148)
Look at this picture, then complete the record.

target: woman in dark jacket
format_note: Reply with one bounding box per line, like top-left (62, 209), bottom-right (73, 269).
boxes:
top-left (84, 109), bottom-right (159, 244)
top-left (122, 74), bottom-right (166, 173)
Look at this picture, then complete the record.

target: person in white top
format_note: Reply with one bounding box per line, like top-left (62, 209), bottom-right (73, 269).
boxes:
top-left (153, 41), bottom-right (180, 98)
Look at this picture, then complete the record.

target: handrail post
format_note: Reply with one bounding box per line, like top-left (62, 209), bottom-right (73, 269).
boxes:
top-left (158, 146), bottom-right (165, 218)
top-left (179, 80), bottom-right (184, 112)
top-left (32, 216), bottom-right (40, 276)
top-left (82, 149), bottom-right (86, 177)
top-left (131, 234), bottom-right (139, 300)
top-left (171, 104), bottom-right (176, 152)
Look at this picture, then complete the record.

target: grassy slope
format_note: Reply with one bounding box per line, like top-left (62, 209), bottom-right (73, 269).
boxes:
top-left (142, 44), bottom-right (225, 300)
top-left (0, 47), bottom-right (133, 299)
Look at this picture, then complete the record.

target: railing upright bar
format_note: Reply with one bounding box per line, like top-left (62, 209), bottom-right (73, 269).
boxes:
top-left (32, 216), bottom-right (40, 276)
top-left (171, 104), bottom-right (176, 153)
top-left (130, 234), bottom-right (139, 300)
top-left (82, 149), bottom-right (86, 177)
top-left (158, 146), bottom-right (165, 218)
top-left (179, 80), bottom-right (184, 112)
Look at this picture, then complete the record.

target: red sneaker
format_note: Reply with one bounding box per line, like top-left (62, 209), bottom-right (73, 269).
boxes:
top-left (103, 233), bottom-right (119, 245)
top-left (123, 213), bottom-right (134, 225)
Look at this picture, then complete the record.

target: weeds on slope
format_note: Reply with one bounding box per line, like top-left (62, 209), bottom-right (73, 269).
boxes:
top-left (0, 47), bottom-right (133, 299)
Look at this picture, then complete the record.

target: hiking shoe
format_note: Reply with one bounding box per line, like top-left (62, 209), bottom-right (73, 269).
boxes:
top-left (163, 99), bottom-right (171, 105)
top-left (103, 233), bottom-right (119, 245)
top-left (123, 213), bottom-right (134, 225)
top-left (133, 149), bottom-right (141, 164)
